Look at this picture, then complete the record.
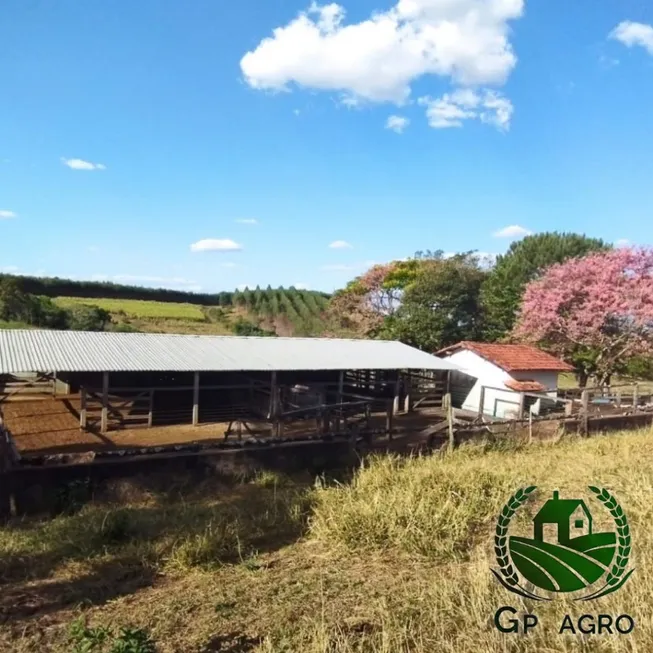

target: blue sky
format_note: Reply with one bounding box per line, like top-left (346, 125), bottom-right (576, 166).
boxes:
top-left (1, 0), bottom-right (652, 294)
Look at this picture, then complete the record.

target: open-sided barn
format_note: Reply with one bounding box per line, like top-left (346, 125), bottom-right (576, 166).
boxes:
top-left (0, 330), bottom-right (459, 453)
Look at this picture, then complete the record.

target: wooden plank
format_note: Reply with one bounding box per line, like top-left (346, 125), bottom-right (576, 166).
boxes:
top-left (192, 372), bottom-right (200, 426)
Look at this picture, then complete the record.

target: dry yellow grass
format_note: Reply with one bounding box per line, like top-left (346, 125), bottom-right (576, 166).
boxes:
top-left (2, 430), bottom-right (653, 652)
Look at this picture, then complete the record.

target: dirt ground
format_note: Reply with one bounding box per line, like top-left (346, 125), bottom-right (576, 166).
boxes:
top-left (1, 396), bottom-right (447, 456)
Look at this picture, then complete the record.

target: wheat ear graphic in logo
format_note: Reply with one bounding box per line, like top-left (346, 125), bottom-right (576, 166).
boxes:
top-left (492, 486), bottom-right (634, 601)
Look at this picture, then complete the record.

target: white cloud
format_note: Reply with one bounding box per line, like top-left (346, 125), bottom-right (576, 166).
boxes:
top-left (235, 218), bottom-right (258, 225)
top-left (385, 115), bottom-right (409, 133)
top-left (610, 21), bottom-right (653, 55)
top-left (1, 265), bottom-right (19, 273)
top-left (190, 238), bottom-right (243, 252)
top-left (61, 158), bottom-right (107, 171)
top-left (236, 283), bottom-right (252, 291)
top-left (329, 240), bottom-right (353, 249)
top-left (493, 224), bottom-right (532, 238)
top-left (294, 282), bottom-right (310, 289)
top-left (615, 238), bottom-right (630, 248)
top-left (419, 88), bottom-right (513, 130)
top-left (241, 1), bottom-right (523, 127)
top-left (0, 209), bottom-right (17, 219)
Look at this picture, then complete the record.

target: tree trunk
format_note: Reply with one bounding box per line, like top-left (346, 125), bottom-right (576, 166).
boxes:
top-left (576, 371), bottom-right (588, 388)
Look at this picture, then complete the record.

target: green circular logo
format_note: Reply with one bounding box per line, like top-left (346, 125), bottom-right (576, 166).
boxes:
top-left (493, 486), bottom-right (634, 601)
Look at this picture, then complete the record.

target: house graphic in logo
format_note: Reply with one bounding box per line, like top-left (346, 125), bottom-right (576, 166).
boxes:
top-left (493, 486), bottom-right (634, 600)
top-left (533, 491), bottom-right (592, 546)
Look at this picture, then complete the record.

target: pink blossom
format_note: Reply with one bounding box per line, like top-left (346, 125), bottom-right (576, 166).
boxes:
top-left (513, 247), bottom-right (653, 380)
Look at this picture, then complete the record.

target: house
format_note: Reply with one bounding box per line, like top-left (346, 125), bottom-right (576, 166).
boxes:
top-left (533, 491), bottom-right (592, 545)
top-left (435, 341), bottom-right (574, 419)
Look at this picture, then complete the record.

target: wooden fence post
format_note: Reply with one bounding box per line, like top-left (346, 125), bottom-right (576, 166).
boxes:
top-left (101, 372), bottom-right (109, 434)
top-left (633, 383), bottom-right (639, 411)
top-left (444, 393), bottom-right (454, 451)
top-left (528, 409), bottom-right (533, 444)
top-left (80, 387), bottom-right (87, 430)
top-left (580, 389), bottom-right (589, 436)
top-left (564, 400), bottom-right (573, 417)
top-left (478, 386), bottom-right (486, 418)
top-left (192, 372), bottom-right (200, 426)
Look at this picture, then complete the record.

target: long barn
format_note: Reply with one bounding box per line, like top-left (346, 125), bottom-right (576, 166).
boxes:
top-left (0, 330), bottom-right (459, 453)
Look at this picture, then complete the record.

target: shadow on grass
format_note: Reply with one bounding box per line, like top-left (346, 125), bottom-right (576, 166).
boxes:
top-left (0, 555), bottom-right (156, 625)
top-left (0, 475), bottom-right (315, 621)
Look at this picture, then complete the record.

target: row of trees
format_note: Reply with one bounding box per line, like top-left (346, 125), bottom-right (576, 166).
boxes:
top-left (326, 233), bottom-right (653, 384)
top-left (232, 286), bottom-right (330, 336)
top-left (0, 274), bottom-right (330, 309)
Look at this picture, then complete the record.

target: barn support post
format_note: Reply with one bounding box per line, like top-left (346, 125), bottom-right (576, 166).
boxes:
top-left (192, 372), bottom-right (200, 426)
top-left (269, 371), bottom-right (278, 418)
top-left (385, 400), bottom-right (394, 439)
top-left (336, 370), bottom-right (344, 431)
top-left (478, 386), bottom-right (486, 418)
top-left (101, 372), bottom-right (109, 434)
top-left (580, 389), bottom-right (589, 436)
top-left (148, 389), bottom-right (154, 428)
top-left (80, 387), bottom-right (87, 430)
top-left (52, 371), bottom-right (57, 397)
top-left (403, 373), bottom-right (412, 413)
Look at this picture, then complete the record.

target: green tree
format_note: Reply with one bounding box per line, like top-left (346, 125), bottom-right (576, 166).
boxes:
top-left (67, 305), bottom-right (111, 331)
top-left (480, 232), bottom-right (609, 341)
top-left (385, 253), bottom-right (488, 351)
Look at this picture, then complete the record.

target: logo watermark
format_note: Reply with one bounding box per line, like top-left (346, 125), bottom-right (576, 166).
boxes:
top-left (492, 486), bottom-right (635, 635)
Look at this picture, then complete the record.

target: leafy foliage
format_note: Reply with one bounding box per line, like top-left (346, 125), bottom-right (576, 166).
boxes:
top-left (513, 247), bottom-right (653, 384)
top-left (480, 232), bottom-right (610, 340)
top-left (68, 618), bottom-right (156, 653)
top-left (385, 252), bottom-right (488, 351)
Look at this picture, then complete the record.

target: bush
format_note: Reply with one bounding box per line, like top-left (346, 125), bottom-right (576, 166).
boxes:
top-left (67, 304), bottom-right (112, 331)
top-left (69, 618), bottom-right (156, 653)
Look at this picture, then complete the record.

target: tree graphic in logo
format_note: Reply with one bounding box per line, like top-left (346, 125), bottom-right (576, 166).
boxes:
top-left (493, 486), bottom-right (634, 601)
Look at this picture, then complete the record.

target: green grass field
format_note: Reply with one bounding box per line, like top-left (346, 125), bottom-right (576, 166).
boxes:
top-left (2, 429), bottom-right (653, 652)
top-left (54, 296), bottom-right (208, 322)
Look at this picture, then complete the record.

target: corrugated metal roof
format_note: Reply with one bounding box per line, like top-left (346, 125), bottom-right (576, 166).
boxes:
top-left (0, 330), bottom-right (460, 374)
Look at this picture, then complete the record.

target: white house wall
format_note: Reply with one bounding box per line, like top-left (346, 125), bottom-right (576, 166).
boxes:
top-left (445, 351), bottom-right (561, 419)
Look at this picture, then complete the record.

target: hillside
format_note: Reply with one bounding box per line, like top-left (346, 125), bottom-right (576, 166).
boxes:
top-left (1, 429), bottom-right (651, 652)
top-left (0, 274), bottom-right (332, 336)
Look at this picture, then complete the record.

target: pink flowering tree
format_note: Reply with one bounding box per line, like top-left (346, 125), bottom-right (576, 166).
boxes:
top-left (513, 247), bottom-right (653, 385)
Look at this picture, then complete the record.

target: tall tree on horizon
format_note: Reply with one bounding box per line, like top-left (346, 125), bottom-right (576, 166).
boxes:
top-left (480, 232), bottom-right (610, 341)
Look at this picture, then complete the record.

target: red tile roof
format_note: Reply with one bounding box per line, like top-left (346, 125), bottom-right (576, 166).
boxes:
top-left (436, 341), bottom-right (574, 373)
top-left (504, 379), bottom-right (548, 393)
